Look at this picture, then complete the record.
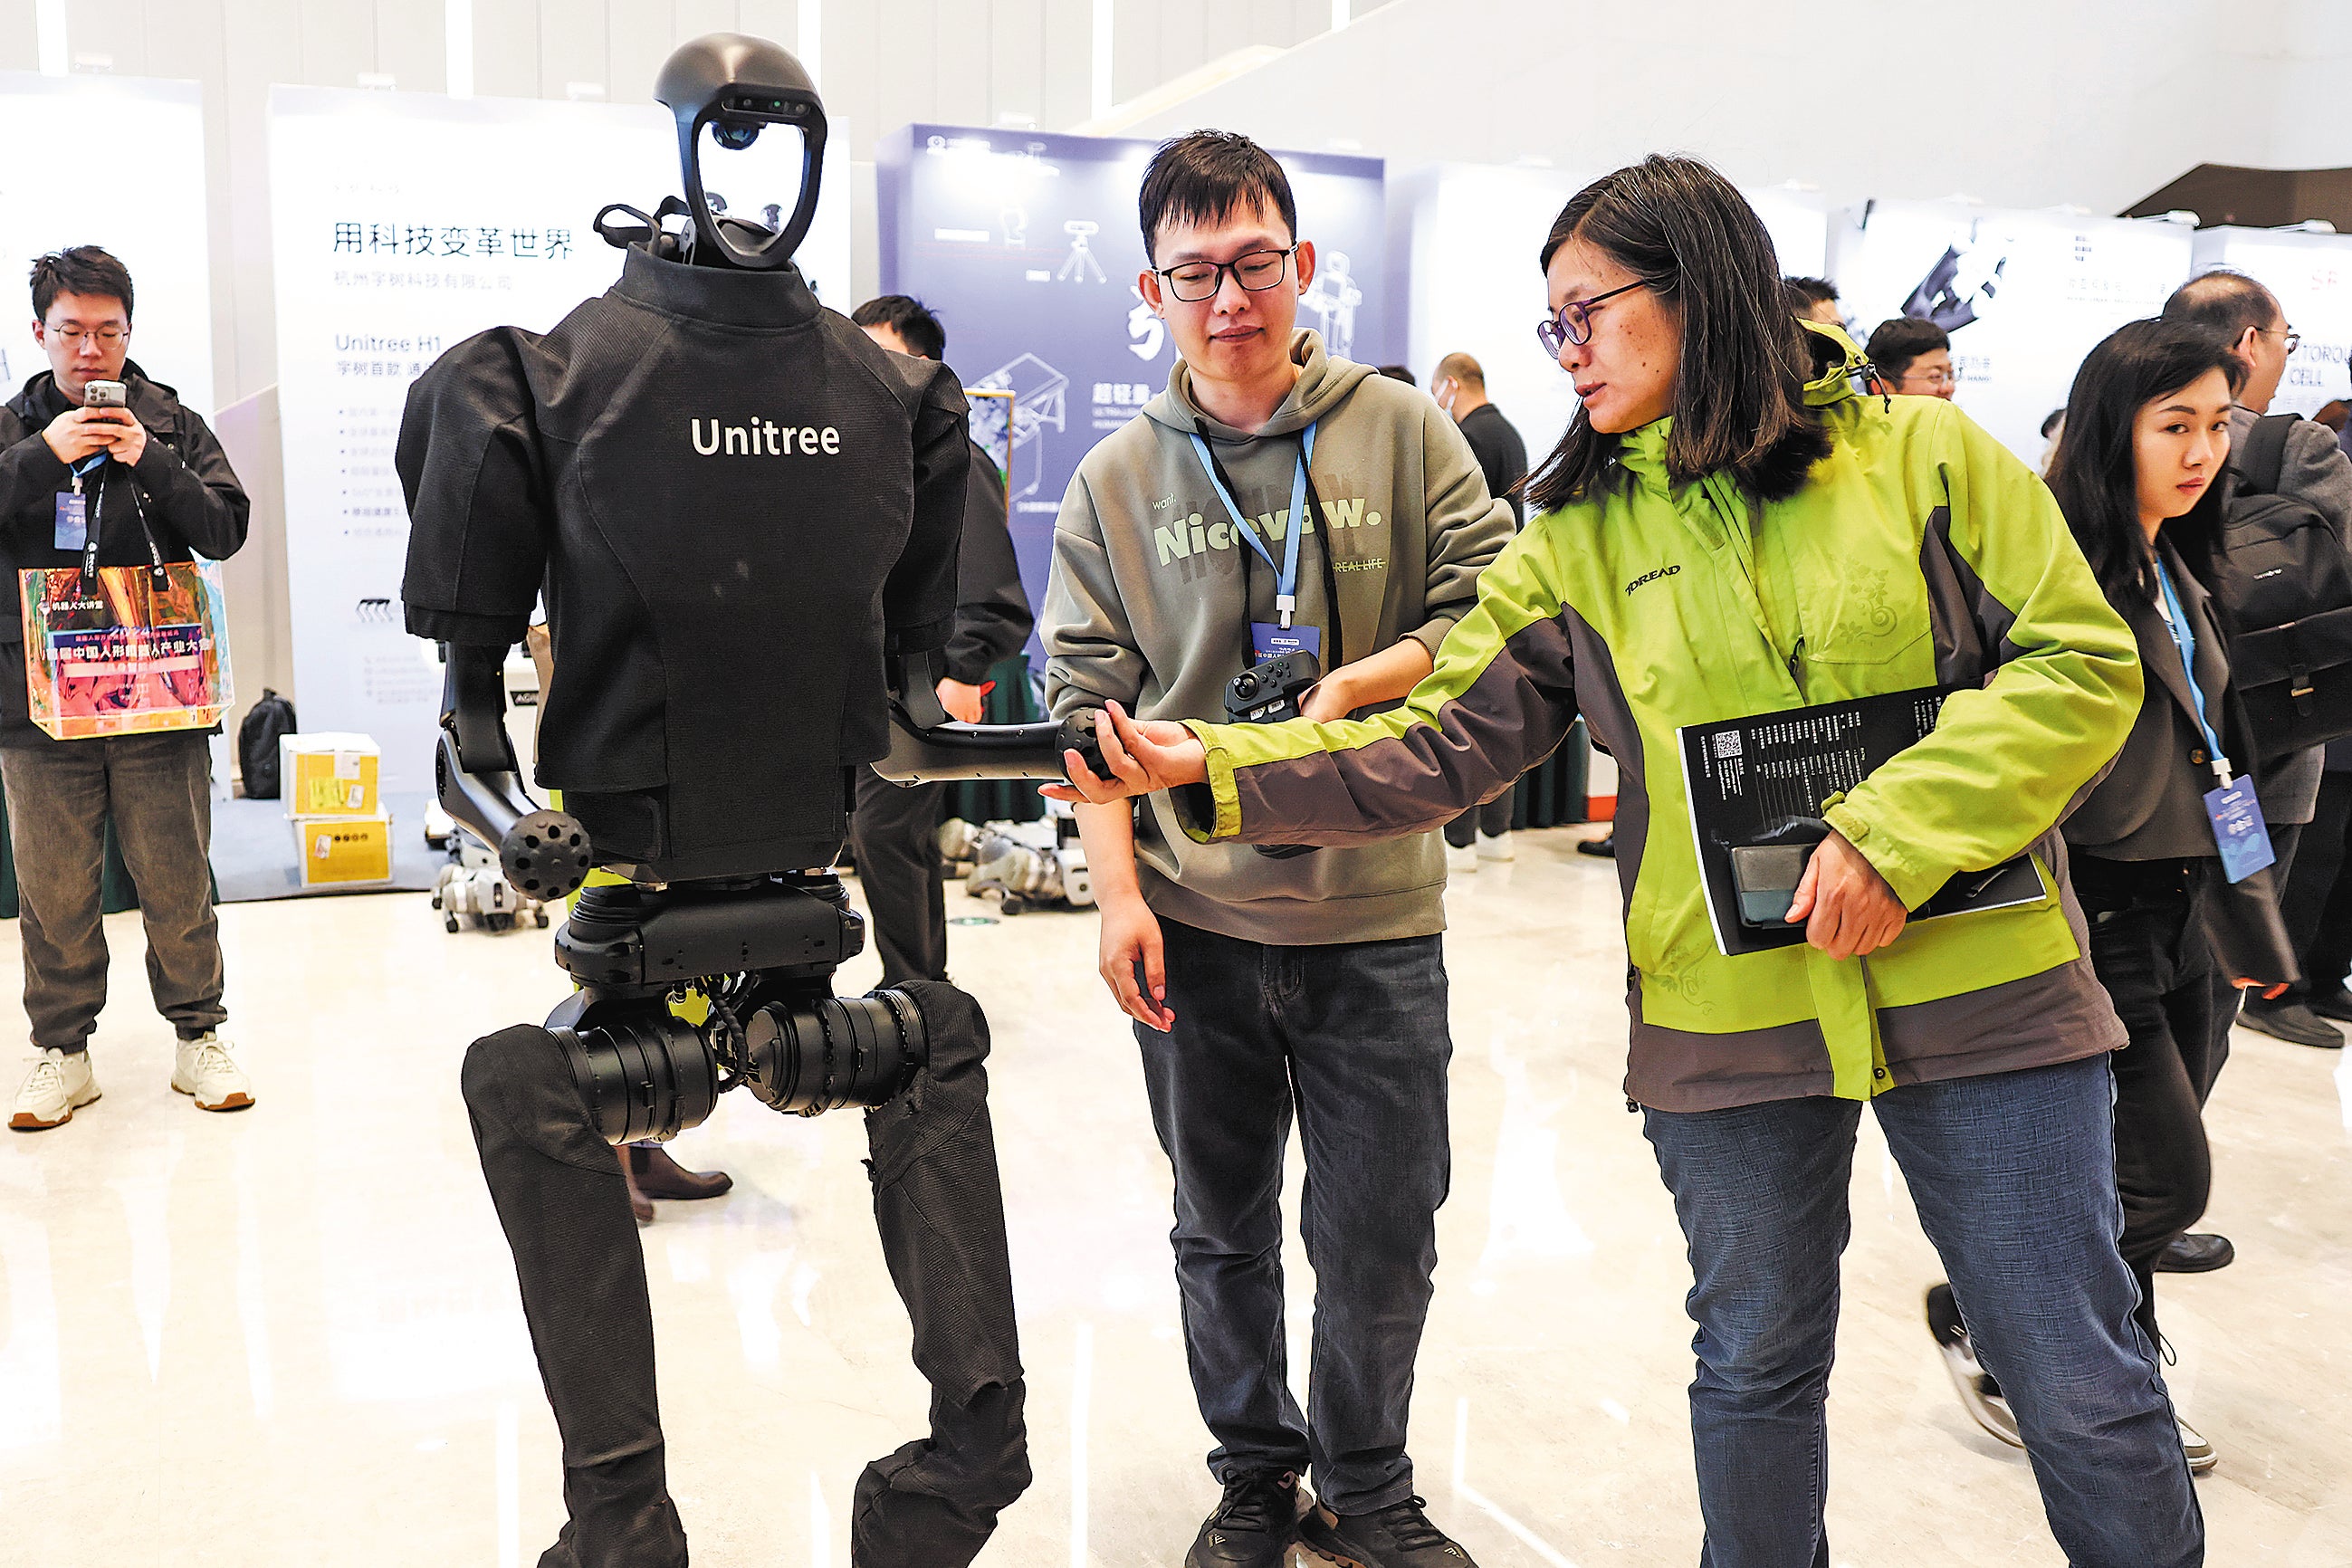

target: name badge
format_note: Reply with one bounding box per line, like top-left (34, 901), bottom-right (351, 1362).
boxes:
top-left (1249, 621), bottom-right (1321, 668)
top-left (53, 492), bottom-right (86, 551)
top-left (2204, 778), bottom-right (2276, 884)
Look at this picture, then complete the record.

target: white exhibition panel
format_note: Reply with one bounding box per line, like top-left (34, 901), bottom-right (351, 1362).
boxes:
top-left (1403, 163), bottom-right (1830, 473)
top-left (1831, 202), bottom-right (2195, 464)
top-left (2190, 227), bottom-right (2352, 419)
top-left (0, 72), bottom-right (217, 416)
top-left (269, 87), bottom-right (850, 794)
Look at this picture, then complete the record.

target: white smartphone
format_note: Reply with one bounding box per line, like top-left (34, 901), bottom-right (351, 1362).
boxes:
top-left (81, 378), bottom-right (128, 409)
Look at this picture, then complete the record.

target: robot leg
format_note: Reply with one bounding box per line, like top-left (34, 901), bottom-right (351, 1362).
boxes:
top-left (461, 1026), bottom-right (689, 1568)
top-left (850, 981), bottom-right (1032, 1567)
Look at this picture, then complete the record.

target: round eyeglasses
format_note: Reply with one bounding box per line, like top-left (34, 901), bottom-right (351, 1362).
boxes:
top-left (1536, 280), bottom-right (1644, 356)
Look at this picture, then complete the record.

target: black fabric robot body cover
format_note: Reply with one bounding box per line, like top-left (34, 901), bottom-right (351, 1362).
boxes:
top-left (397, 244), bottom-right (970, 879)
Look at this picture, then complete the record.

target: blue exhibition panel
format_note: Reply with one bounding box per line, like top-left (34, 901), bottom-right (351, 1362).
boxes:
top-left (877, 124), bottom-right (1391, 641)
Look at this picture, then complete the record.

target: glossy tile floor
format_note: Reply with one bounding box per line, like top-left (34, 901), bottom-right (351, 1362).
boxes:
top-left (3, 827), bottom-right (2348, 1565)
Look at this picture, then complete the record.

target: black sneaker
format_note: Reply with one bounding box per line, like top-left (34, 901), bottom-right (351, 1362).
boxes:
top-left (1298, 1495), bottom-right (1477, 1566)
top-left (1186, 1470), bottom-right (1302, 1568)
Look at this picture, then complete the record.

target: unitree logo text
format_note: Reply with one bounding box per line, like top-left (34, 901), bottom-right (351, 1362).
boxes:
top-left (691, 418), bottom-right (843, 456)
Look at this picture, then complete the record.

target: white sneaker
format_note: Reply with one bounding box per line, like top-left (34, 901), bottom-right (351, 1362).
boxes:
top-left (1477, 830), bottom-right (1516, 861)
top-left (172, 1032), bottom-right (254, 1112)
top-left (2178, 1416), bottom-right (2218, 1475)
top-left (10, 1048), bottom-right (100, 1131)
top-left (1445, 841), bottom-right (1478, 874)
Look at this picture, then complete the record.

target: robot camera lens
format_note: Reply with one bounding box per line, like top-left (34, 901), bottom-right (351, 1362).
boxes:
top-left (712, 120), bottom-right (761, 151)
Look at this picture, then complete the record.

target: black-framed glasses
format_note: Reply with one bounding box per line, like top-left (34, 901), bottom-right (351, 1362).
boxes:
top-left (50, 324), bottom-right (128, 345)
top-left (1156, 245), bottom-right (1298, 303)
top-left (2261, 324), bottom-right (2303, 355)
top-left (1536, 280), bottom-right (1644, 356)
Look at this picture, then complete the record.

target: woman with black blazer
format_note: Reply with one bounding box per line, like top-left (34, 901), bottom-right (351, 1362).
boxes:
top-left (1930, 318), bottom-right (2294, 1476)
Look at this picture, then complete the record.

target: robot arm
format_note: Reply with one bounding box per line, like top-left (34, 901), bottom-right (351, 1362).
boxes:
top-left (435, 643), bottom-right (594, 903)
top-left (875, 647), bottom-right (1103, 784)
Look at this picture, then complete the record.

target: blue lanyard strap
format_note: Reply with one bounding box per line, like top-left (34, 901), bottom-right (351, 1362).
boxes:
top-left (2153, 557), bottom-right (2231, 786)
top-left (1187, 423), bottom-right (1316, 628)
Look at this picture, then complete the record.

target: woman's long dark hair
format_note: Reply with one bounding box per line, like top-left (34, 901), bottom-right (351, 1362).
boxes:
top-left (2044, 318), bottom-right (2242, 608)
top-left (1525, 155), bottom-right (1831, 512)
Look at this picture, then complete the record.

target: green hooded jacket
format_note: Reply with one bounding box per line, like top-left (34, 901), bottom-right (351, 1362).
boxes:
top-left (1172, 330), bottom-right (2143, 1110)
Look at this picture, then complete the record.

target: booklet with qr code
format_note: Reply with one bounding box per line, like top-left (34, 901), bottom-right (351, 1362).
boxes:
top-left (1676, 684), bottom-right (2048, 957)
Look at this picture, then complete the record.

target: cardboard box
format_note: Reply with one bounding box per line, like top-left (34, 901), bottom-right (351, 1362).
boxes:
top-left (292, 809), bottom-right (393, 888)
top-left (281, 731), bottom-right (380, 818)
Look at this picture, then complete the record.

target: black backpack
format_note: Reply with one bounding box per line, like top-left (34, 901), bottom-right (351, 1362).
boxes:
top-left (237, 689), bottom-right (298, 798)
top-left (2199, 413), bottom-right (2352, 764)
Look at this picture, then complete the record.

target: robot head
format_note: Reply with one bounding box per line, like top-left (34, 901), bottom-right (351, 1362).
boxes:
top-left (655, 33), bottom-right (827, 271)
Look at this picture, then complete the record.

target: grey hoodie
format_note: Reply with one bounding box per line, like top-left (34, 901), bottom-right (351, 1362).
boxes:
top-left (1042, 330), bottom-right (1514, 944)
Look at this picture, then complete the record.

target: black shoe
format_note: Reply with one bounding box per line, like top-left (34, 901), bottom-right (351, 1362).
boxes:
top-left (2155, 1232), bottom-right (2235, 1273)
top-left (2237, 999), bottom-right (2345, 1048)
top-left (1574, 831), bottom-right (1616, 858)
top-left (1187, 1471), bottom-right (1302, 1568)
top-left (1297, 1496), bottom-right (1477, 1566)
top-left (2311, 988), bottom-right (2352, 1024)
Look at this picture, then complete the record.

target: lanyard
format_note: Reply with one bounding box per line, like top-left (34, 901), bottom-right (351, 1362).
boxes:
top-left (1187, 423), bottom-right (1316, 629)
top-left (72, 454), bottom-right (167, 589)
top-left (2153, 557), bottom-right (2231, 787)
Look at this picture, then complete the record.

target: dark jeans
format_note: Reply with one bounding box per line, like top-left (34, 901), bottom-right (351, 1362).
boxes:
top-left (1644, 1056), bottom-right (2201, 1568)
top-left (2072, 856), bottom-right (2219, 1345)
top-left (0, 731), bottom-right (225, 1052)
top-left (462, 981), bottom-right (1029, 1568)
top-left (1443, 796), bottom-right (1512, 848)
top-left (1138, 917), bottom-right (1452, 1515)
top-left (850, 769), bottom-right (949, 987)
top-left (2277, 771), bottom-right (2352, 1001)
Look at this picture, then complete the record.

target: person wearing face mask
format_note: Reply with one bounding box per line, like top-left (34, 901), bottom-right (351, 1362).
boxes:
top-left (2161, 271), bottom-right (2352, 1057)
top-left (1927, 319), bottom-right (2292, 1476)
top-left (1430, 353), bottom-right (1529, 870)
top-left (1050, 155), bottom-right (2204, 1568)
top-left (1039, 129), bottom-right (1512, 1568)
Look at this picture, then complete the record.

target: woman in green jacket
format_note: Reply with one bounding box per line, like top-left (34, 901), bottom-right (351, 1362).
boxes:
top-left (1052, 156), bottom-right (2202, 1567)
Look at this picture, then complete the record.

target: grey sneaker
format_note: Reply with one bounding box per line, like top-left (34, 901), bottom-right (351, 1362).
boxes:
top-left (1927, 1283), bottom-right (2022, 1448)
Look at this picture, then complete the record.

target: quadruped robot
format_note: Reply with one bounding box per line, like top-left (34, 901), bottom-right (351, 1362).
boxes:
top-left (397, 33), bottom-right (1095, 1568)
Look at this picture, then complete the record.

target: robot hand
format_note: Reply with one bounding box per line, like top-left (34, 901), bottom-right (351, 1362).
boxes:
top-left (875, 647), bottom-right (1105, 785)
top-left (435, 643), bottom-right (595, 904)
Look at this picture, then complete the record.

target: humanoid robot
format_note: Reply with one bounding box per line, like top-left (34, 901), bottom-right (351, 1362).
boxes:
top-left (397, 33), bottom-right (1094, 1568)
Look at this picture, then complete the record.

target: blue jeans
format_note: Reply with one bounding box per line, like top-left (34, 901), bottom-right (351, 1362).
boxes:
top-left (1644, 1056), bottom-right (2203, 1568)
top-left (1138, 917), bottom-right (1452, 1514)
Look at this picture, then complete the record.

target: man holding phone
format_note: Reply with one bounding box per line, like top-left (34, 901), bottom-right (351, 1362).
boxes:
top-left (0, 246), bottom-right (251, 1131)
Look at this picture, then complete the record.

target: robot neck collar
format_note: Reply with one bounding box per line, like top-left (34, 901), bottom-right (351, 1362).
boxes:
top-left (614, 241), bottom-right (821, 330)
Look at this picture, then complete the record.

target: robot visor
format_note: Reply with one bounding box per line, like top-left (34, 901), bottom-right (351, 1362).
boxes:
top-left (696, 116), bottom-right (813, 245)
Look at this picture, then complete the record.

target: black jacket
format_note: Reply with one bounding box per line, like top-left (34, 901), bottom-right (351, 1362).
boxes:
top-left (1458, 401), bottom-right (1529, 529)
top-left (943, 442), bottom-right (1032, 684)
top-left (398, 245), bottom-right (969, 881)
top-left (0, 364), bottom-right (249, 747)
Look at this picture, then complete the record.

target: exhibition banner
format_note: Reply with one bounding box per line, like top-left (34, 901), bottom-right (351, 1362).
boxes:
top-left (1402, 164), bottom-right (1830, 476)
top-left (1832, 202), bottom-right (2194, 463)
top-left (271, 90), bottom-right (852, 793)
top-left (0, 72), bottom-right (217, 415)
top-left (877, 125), bottom-right (1391, 646)
top-left (2190, 227), bottom-right (2352, 418)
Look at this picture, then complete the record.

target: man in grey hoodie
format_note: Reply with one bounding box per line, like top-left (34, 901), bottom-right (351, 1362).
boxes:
top-left (1041, 131), bottom-right (1513, 1568)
